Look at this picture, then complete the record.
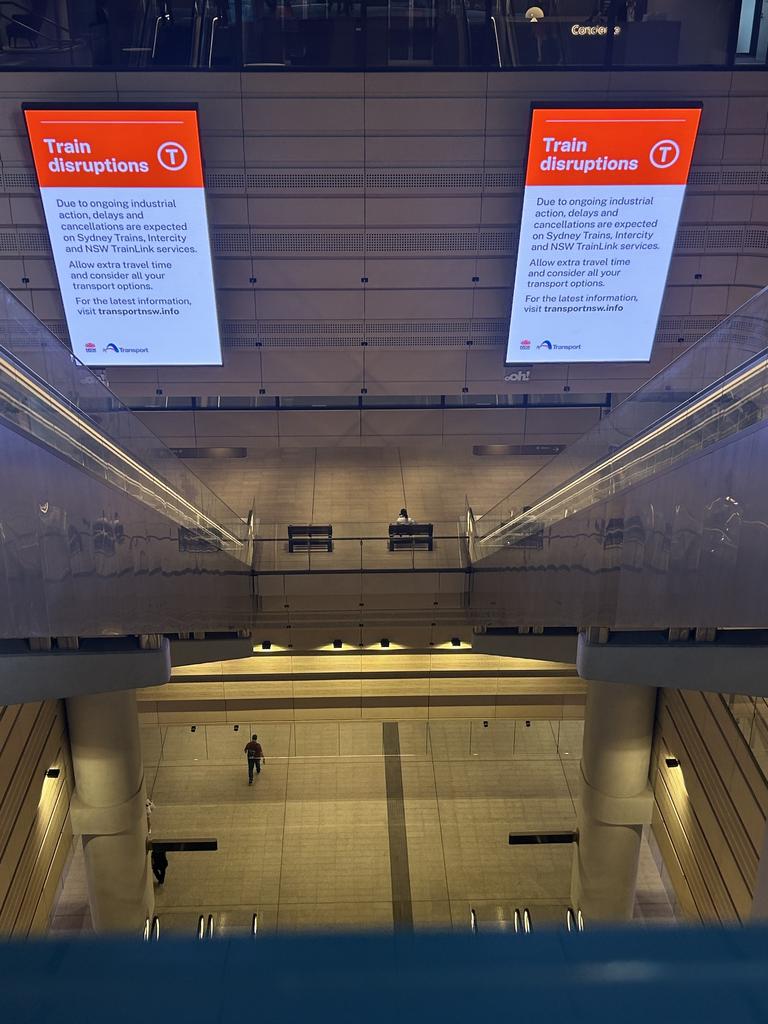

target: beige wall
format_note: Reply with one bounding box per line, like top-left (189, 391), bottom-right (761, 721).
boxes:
top-left (137, 651), bottom-right (586, 723)
top-left (651, 688), bottom-right (768, 922)
top-left (0, 700), bottom-right (73, 936)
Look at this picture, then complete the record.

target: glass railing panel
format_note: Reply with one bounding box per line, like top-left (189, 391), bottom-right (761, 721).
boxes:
top-left (250, 519), bottom-right (468, 572)
top-left (0, 281), bottom-right (251, 564)
top-left (474, 285), bottom-right (768, 552)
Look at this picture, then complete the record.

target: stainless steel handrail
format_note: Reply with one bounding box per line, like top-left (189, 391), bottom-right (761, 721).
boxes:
top-left (490, 15), bottom-right (501, 67)
top-left (207, 14), bottom-right (220, 66)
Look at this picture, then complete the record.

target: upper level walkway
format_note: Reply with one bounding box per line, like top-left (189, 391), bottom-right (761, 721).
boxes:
top-left (3, 278), bottom-right (768, 638)
top-left (0, 0), bottom-right (747, 73)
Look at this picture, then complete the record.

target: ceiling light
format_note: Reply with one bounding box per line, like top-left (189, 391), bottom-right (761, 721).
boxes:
top-left (380, 638), bottom-right (390, 649)
top-left (665, 757), bottom-right (680, 768)
top-left (261, 641), bottom-right (271, 651)
top-left (332, 640), bottom-right (343, 649)
top-left (451, 637), bottom-right (461, 647)
top-left (45, 768), bottom-right (60, 779)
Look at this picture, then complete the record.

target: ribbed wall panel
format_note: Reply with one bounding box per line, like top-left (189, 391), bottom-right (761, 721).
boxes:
top-left (0, 701), bottom-right (73, 936)
top-left (651, 689), bottom-right (768, 923)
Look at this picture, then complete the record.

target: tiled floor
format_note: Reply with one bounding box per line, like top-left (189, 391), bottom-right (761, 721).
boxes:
top-left (51, 716), bottom-right (676, 935)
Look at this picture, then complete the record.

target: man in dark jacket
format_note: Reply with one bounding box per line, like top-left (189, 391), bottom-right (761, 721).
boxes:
top-left (244, 734), bottom-right (265, 784)
top-left (151, 846), bottom-right (168, 886)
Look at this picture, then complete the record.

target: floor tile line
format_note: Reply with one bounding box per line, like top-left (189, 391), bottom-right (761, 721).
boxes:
top-left (428, 733), bottom-right (453, 927)
top-left (383, 721), bottom-right (413, 932)
top-left (274, 725), bottom-right (291, 932)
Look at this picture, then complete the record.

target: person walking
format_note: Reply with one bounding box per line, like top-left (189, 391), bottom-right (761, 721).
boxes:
top-left (151, 846), bottom-right (168, 886)
top-left (244, 734), bottom-right (265, 784)
top-left (145, 796), bottom-right (155, 835)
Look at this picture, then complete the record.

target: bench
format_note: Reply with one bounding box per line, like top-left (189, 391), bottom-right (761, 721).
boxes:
top-left (287, 524), bottom-right (333, 553)
top-left (178, 526), bottom-right (222, 553)
top-left (388, 522), bottom-right (434, 551)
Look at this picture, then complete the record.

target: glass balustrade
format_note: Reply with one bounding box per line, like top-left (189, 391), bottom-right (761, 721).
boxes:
top-left (0, 280), bottom-right (252, 563)
top-left (473, 284), bottom-right (768, 557)
top-left (0, 0), bottom-right (747, 71)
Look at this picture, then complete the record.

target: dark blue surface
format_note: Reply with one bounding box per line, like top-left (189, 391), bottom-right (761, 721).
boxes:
top-left (2, 928), bottom-right (768, 1024)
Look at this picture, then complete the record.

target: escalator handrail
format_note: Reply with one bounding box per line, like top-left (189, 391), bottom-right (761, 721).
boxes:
top-left (142, 916), bottom-right (151, 942)
top-left (522, 907), bottom-right (532, 934)
top-left (252, 911), bottom-right (258, 937)
top-left (470, 907), bottom-right (478, 935)
top-left (151, 915), bottom-right (160, 941)
top-left (151, 14), bottom-right (170, 60)
top-left (196, 914), bottom-right (206, 940)
top-left (513, 907), bottom-right (521, 934)
top-left (207, 14), bottom-right (220, 67)
top-left (489, 14), bottom-right (501, 67)
top-left (206, 913), bottom-right (215, 939)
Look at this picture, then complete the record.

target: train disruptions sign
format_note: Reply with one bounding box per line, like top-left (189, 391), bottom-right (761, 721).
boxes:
top-left (506, 105), bottom-right (701, 365)
top-left (24, 107), bottom-right (222, 367)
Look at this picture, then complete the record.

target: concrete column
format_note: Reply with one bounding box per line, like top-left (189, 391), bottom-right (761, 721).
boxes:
top-left (65, 688), bottom-right (153, 933)
top-left (572, 679), bottom-right (657, 922)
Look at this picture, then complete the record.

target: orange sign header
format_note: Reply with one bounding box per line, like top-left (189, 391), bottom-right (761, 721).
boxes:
top-left (24, 108), bottom-right (204, 189)
top-left (525, 107), bottom-right (701, 188)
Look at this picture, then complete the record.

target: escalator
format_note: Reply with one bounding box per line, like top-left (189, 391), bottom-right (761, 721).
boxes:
top-left (469, 906), bottom-right (533, 933)
top-left (468, 285), bottom-right (768, 629)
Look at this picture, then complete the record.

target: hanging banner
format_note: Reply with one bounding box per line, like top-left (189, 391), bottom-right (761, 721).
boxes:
top-left (506, 105), bottom-right (701, 364)
top-left (24, 106), bottom-right (222, 366)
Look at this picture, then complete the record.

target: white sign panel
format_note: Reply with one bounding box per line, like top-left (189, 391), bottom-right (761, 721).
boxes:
top-left (506, 106), bottom-right (701, 364)
top-left (25, 107), bottom-right (222, 366)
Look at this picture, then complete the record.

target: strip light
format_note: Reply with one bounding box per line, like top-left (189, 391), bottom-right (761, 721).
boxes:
top-left (0, 348), bottom-right (242, 548)
top-left (480, 352), bottom-right (768, 547)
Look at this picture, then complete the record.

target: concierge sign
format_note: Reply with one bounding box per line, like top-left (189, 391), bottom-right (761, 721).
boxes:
top-left (506, 105), bottom-right (701, 364)
top-left (24, 106), bottom-right (222, 366)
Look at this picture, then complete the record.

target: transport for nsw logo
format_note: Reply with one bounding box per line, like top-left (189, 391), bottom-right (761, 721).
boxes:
top-left (103, 343), bottom-right (120, 354)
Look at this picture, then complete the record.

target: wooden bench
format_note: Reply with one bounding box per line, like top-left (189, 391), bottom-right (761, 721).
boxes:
top-left (287, 524), bottom-right (333, 553)
top-left (388, 522), bottom-right (434, 551)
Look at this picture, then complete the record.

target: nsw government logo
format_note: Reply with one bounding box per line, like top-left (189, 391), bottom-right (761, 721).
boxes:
top-left (519, 338), bottom-right (531, 351)
top-left (84, 342), bottom-right (96, 353)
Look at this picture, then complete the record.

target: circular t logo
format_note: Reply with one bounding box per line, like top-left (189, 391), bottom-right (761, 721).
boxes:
top-left (157, 141), bottom-right (189, 171)
top-left (649, 139), bottom-right (681, 169)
